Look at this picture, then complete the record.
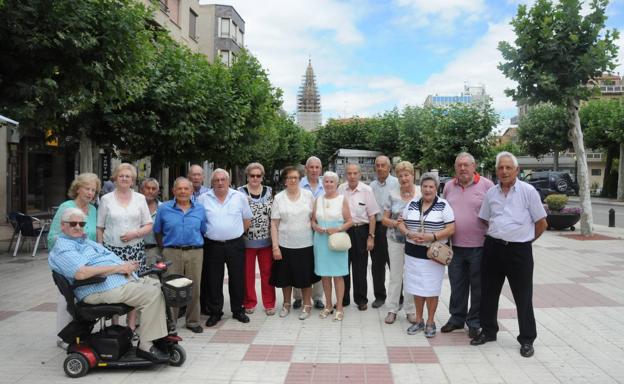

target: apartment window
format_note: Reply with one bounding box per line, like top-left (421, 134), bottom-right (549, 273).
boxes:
top-left (591, 169), bottom-right (602, 176)
top-left (237, 29), bottom-right (244, 46)
top-left (168, 0), bottom-right (179, 24)
top-left (189, 9), bottom-right (198, 40)
top-left (231, 21), bottom-right (238, 40)
top-left (219, 50), bottom-right (230, 65)
top-left (220, 18), bottom-right (230, 38)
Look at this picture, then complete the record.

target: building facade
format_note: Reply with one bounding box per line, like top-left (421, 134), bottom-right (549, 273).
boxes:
top-left (328, 149), bottom-right (382, 184)
top-left (296, 60), bottom-right (322, 132)
top-left (424, 84), bottom-right (488, 107)
top-left (196, 4), bottom-right (245, 66)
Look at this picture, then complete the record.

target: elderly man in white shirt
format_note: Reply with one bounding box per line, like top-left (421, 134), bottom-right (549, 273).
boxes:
top-left (471, 152), bottom-right (547, 359)
top-left (198, 169), bottom-right (253, 327)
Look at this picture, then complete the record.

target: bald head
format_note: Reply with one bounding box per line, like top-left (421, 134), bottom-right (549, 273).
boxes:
top-left (188, 164), bottom-right (204, 191)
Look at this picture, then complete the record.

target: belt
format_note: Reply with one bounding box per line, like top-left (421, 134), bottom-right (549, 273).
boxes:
top-left (207, 236), bottom-right (243, 244)
top-left (351, 223), bottom-right (369, 227)
top-left (485, 235), bottom-right (530, 246)
top-left (145, 244), bottom-right (159, 249)
top-left (167, 245), bottom-right (202, 250)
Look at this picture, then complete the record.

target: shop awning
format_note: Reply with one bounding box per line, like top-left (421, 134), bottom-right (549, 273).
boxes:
top-left (0, 114), bottom-right (19, 125)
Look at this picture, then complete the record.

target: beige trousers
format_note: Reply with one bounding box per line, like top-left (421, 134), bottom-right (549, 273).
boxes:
top-left (83, 278), bottom-right (167, 345)
top-left (162, 248), bottom-right (203, 327)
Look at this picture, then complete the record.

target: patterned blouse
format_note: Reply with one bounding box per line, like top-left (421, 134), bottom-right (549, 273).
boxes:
top-left (238, 185), bottom-right (273, 248)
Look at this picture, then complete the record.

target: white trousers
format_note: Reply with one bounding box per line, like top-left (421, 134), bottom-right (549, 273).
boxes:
top-left (385, 239), bottom-right (415, 314)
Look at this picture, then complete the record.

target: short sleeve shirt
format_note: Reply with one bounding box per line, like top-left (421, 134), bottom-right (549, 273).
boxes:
top-left (384, 185), bottom-right (421, 243)
top-left (478, 179), bottom-right (547, 243)
top-left (271, 189), bottom-right (314, 248)
top-left (198, 189), bottom-right (253, 241)
top-left (370, 175), bottom-right (399, 221)
top-left (97, 191), bottom-right (153, 247)
top-left (338, 182), bottom-right (380, 224)
top-left (402, 196), bottom-right (455, 246)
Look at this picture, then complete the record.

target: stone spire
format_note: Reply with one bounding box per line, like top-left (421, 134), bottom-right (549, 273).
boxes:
top-left (296, 59), bottom-right (322, 131)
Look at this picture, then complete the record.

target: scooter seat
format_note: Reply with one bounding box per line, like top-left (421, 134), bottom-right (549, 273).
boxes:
top-left (76, 302), bottom-right (133, 321)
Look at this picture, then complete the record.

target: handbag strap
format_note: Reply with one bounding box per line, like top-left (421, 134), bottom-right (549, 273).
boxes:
top-left (419, 197), bottom-right (453, 247)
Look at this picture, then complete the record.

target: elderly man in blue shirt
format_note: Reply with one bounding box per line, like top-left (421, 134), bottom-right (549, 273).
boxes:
top-left (198, 169), bottom-right (253, 327)
top-left (471, 151), bottom-right (547, 358)
top-left (154, 177), bottom-right (207, 334)
top-left (49, 207), bottom-right (169, 362)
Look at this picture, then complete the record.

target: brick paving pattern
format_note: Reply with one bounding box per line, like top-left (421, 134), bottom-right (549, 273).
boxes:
top-left (0, 225), bottom-right (623, 383)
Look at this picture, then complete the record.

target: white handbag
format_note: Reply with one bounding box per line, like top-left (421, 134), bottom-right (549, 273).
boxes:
top-left (321, 196), bottom-right (351, 251)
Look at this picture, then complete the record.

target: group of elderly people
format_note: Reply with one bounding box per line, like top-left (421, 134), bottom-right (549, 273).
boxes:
top-left (48, 150), bottom-right (547, 359)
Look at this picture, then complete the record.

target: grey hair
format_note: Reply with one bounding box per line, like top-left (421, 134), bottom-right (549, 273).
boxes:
top-left (140, 177), bottom-right (159, 190)
top-left (322, 171), bottom-right (339, 183)
top-left (173, 176), bottom-right (192, 189)
top-left (375, 155), bottom-right (391, 166)
top-left (455, 152), bottom-right (476, 165)
top-left (188, 164), bottom-right (204, 174)
top-left (495, 151), bottom-right (519, 169)
top-left (211, 168), bottom-right (230, 182)
top-left (420, 172), bottom-right (440, 188)
top-left (305, 156), bottom-right (322, 167)
top-left (345, 163), bottom-right (361, 172)
top-left (61, 207), bottom-right (86, 222)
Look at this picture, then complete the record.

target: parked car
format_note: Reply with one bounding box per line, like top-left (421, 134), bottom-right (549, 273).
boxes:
top-left (438, 176), bottom-right (454, 196)
top-left (522, 171), bottom-right (579, 201)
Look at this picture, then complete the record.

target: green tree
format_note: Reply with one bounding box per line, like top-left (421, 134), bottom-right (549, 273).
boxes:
top-left (482, 141), bottom-right (526, 177)
top-left (368, 109), bottom-right (401, 158)
top-left (398, 105), bottom-right (430, 165)
top-left (580, 98), bottom-right (624, 199)
top-left (424, 104), bottom-right (498, 174)
top-left (517, 104), bottom-right (570, 169)
top-left (314, 117), bottom-right (374, 164)
top-left (498, 0), bottom-right (619, 234)
top-left (0, 0), bottom-right (152, 139)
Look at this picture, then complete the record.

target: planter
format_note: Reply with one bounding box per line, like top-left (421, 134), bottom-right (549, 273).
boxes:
top-left (546, 213), bottom-right (581, 231)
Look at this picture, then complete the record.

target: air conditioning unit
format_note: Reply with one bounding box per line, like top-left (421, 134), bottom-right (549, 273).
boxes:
top-left (7, 125), bottom-right (20, 144)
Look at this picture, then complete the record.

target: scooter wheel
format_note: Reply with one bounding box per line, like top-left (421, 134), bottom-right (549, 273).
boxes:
top-left (64, 353), bottom-right (89, 378)
top-left (168, 344), bottom-right (186, 366)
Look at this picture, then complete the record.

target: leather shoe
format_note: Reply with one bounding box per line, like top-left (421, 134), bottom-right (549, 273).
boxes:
top-left (187, 325), bottom-right (203, 333)
top-left (314, 299), bottom-right (325, 309)
top-left (137, 345), bottom-right (169, 363)
top-left (357, 303), bottom-right (368, 311)
top-left (372, 299), bottom-right (385, 308)
top-left (470, 333), bottom-right (496, 346)
top-left (292, 299), bottom-right (302, 309)
top-left (441, 322), bottom-right (463, 333)
top-left (205, 315), bottom-right (221, 327)
top-left (232, 312), bottom-right (250, 323)
top-left (520, 344), bottom-right (534, 358)
top-left (468, 327), bottom-right (480, 339)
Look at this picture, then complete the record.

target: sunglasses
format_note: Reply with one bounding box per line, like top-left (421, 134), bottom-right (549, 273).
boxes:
top-left (65, 221), bottom-right (86, 228)
top-left (248, 174), bottom-right (263, 179)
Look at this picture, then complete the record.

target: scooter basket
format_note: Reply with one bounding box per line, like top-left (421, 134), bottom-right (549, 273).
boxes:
top-left (162, 274), bottom-right (193, 308)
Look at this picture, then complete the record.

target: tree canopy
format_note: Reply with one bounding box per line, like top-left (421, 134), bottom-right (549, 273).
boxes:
top-left (517, 103), bottom-right (570, 169)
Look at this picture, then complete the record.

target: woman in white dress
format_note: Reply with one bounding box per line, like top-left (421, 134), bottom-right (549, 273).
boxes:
top-left (97, 163), bottom-right (153, 331)
top-left (397, 172), bottom-right (455, 338)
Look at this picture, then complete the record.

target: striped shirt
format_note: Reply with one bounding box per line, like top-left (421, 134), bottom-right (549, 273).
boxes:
top-left (402, 196), bottom-right (455, 246)
top-left (49, 234), bottom-right (133, 301)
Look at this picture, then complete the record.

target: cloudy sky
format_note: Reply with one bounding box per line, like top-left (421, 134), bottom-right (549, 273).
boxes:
top-left (201, 0), bottom-right (624, 129)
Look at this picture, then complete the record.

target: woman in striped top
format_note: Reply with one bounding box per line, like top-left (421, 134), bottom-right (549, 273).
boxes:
top-left (397, 172), bottom-right (455, 338)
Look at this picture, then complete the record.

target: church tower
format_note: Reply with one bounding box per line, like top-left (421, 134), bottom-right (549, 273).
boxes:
top-left (296, 59), bottom-right (322, 131)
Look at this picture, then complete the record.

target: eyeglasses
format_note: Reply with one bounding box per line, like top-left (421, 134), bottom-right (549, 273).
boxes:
top-left (248, 174), bottom-right (263, 179)
top-left (65, 221), bottom-right (86, 228)
top-left (285, 176), bottom-right (299, 181)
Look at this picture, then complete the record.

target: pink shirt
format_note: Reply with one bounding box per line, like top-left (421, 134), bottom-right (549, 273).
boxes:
top-left (338, 182), bottom-right (380, 224)
top-left (443, 174), bottom-right (494, 247)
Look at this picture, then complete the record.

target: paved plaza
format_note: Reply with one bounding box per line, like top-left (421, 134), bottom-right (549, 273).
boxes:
top-left (0, 224), bottom-right (623, 384)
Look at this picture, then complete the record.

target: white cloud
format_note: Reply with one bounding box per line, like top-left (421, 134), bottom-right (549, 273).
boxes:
top-left (393, 0), bottom-right (486, 31)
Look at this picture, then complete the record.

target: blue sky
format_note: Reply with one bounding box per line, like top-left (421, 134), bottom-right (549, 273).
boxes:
top-left (207, 0), bottom-right (624, 130)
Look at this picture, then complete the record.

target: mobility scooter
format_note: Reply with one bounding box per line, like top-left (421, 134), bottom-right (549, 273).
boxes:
top-left (52, 261), bottom-right (192, 378)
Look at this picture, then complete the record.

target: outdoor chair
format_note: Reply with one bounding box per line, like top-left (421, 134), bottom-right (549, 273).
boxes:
top-left (12, 213), bottom-right (49, 257)
top-left (6, 211), bottom-right (20, 252)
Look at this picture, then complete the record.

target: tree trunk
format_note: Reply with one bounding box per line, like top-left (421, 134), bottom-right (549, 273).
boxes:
top-left (567, 100), bottom-right (594, 235)
top-left (553, 151), bottom-right (559, 170)
top-left (600, 145), bottom-right (616, 197)
top-left (79, 134), bottom-right (93, 173)
top-left (618, 142), bottom-right (624, 201)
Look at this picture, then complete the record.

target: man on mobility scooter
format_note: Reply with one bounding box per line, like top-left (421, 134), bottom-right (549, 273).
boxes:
top-left (50, 207), bottom-right (187, 376)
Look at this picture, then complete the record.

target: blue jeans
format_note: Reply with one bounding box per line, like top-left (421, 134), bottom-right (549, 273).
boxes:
top-left (447, 246), bottom-right (483, 328)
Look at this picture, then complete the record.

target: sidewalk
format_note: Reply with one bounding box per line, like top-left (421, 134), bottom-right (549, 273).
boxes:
top-left (0, 225), bottom-right (623, 383)
top-left (568, 195), bottom-right (624, 207)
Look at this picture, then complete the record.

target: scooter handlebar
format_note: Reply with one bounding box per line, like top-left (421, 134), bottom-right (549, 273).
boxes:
top-left (137, 260), bottom-right (173, 278)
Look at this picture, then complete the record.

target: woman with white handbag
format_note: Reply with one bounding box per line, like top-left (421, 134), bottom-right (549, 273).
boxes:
top-left (311, 172), bottom-right (353, 322)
